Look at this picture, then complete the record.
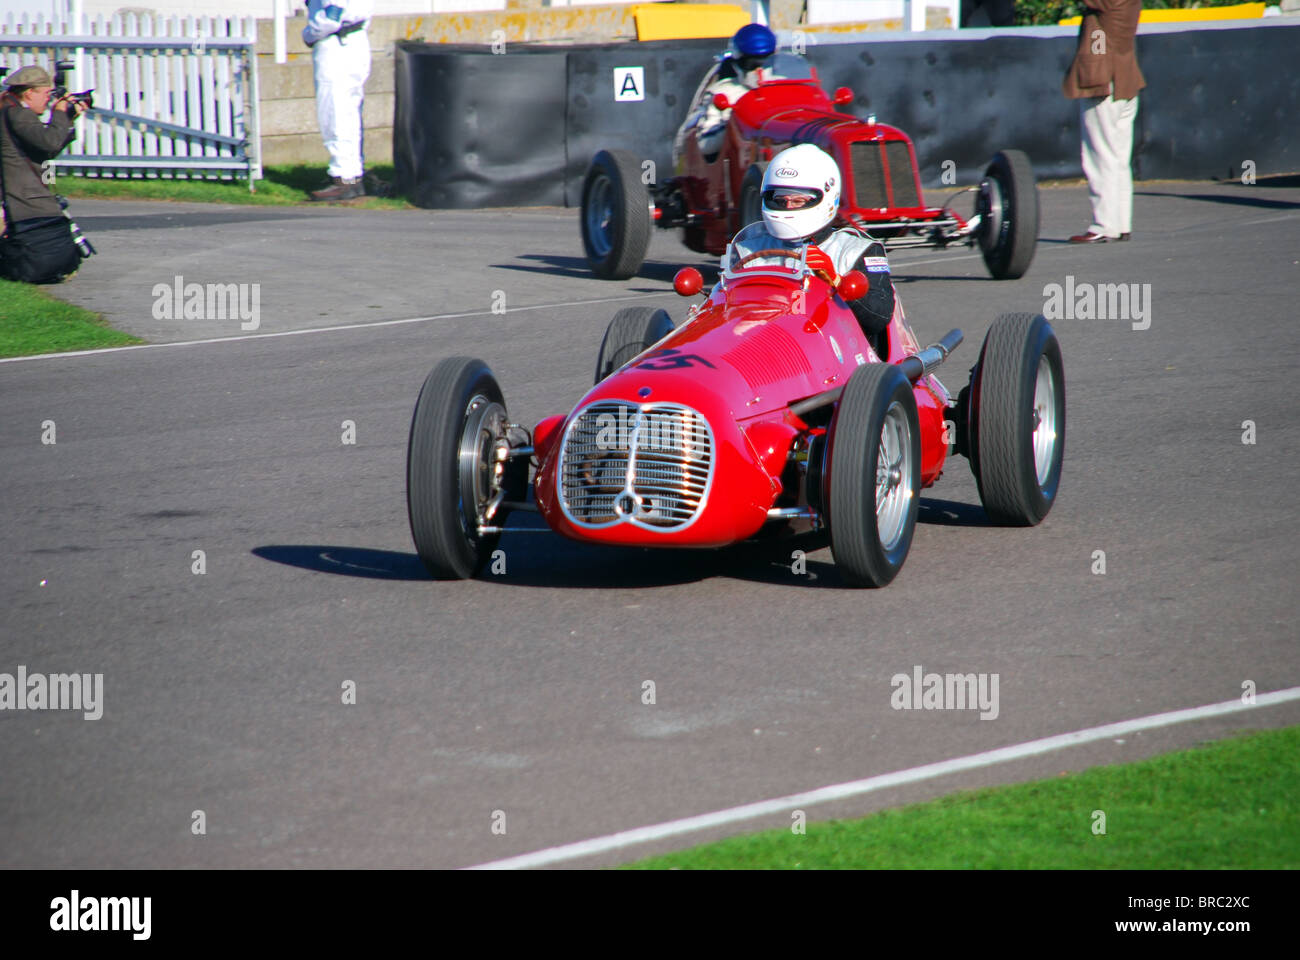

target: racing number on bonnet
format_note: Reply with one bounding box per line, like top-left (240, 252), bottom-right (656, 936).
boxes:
top-left (635, 348), bottom-right (716, 371)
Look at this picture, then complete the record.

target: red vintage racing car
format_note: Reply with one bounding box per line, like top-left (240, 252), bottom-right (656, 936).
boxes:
top-left (406, 222), bottom-right (1064, 586)
top-left (580, 53), bottom-right (1039, 282)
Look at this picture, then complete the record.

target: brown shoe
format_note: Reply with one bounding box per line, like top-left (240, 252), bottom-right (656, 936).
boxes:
top-left (310, 176), bottom-right (365, 202)
top-left (1117, 232), bottom-right (1131, 241)
top-left (1069, 231), bottom-right (1113, 243)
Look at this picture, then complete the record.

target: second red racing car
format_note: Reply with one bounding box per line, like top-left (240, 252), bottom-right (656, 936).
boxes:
top-left (580, 53), bottom-right (1039, 282)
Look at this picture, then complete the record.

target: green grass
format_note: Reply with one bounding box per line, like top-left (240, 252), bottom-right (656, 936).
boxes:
top-left (625, 726), bottom-right (1300, 869)
top-left (56, 163), bottom-right (409, 209)
top-left (0, 278), bottom-right (142, 357)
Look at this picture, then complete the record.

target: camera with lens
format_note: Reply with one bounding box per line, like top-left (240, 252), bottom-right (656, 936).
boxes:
top-left (52, 60), bottom-right (94, 110)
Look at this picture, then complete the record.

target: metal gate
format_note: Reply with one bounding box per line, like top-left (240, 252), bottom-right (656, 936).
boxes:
top-left (0, 11), bottom-right (261, 181)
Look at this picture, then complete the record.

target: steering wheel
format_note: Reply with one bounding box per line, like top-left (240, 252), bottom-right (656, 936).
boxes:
top-left (736, 248), bottom-right (801, 267)
top-left (735, 248), bottom-right (838, 288)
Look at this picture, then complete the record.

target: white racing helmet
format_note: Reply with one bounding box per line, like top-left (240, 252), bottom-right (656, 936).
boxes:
top-left (760, 144), bottom-right (841, 241)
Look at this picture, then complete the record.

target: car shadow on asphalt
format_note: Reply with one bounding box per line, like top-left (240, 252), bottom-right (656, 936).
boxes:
top-left (252, 498), bottom-right (988, 587)
top-left (917, 497), bottom-right (991, 527)
top-left (1134, 190), bottom-right (1300, 211)
top-left (252, 545), bottom-right (432, 580)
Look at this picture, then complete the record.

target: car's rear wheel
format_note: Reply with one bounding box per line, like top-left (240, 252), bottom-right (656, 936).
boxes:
top-left (977, 149), bottom-right (1039, 280)
top-left (407, 357), bottom-right (520, 578)
top-left (581, 149), bottom-right (652, 280)
top-left (594, 307), bottom-right (675, 384)
top-left (967, 313), bottom-right (1064, 525)
top-left (824, 364), bottom-right (921, 587)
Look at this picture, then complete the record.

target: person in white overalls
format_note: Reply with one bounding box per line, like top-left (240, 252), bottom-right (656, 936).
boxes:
top-left (304, 0), bottom-right (374, 201)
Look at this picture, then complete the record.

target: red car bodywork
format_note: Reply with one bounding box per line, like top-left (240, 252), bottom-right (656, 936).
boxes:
top-left (673, 73), bottom-right (959, 256)
top-left (531, 261), bottom-right (950, 548)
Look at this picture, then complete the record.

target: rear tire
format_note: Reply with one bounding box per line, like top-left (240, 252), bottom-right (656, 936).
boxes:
top-left (739, 162), bottom-right (767, 230)
top-left (825, 364), bottom-right (921, 587)
top-left (407, 357), bottom-right (514, 579)
top-left (977, 149), bottom-right (1039, 280)
top-left (968, 313), bottom-right (1065, 525)
top-left (581, 149), bottom-right (652, 280)
top-left (594, 307), bottom-right (675, 384)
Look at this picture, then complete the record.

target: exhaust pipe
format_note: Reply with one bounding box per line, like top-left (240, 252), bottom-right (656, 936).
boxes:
top-left (897, 328), bottom-right (963, 383)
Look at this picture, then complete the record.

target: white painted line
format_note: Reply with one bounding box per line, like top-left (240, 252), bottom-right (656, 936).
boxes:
top-left (468, 687), bottom-right (1300, 870)
top-left (0, 292), bottom-right (672, 365)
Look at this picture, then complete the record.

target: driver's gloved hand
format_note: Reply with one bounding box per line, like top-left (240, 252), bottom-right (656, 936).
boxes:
top-left (805, 245), bottom-right (837, 281)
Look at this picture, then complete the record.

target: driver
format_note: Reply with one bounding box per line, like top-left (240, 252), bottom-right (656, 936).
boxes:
top-left (677, 23), bottom-right (779, 162)
top-left (759, 144), bottom-right (896, 352)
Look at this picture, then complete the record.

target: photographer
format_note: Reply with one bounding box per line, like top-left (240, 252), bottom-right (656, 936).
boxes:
top-left (0, 65), bottom-right (89, 283)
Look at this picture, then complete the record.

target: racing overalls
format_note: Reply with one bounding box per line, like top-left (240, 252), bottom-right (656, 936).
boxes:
top-left (304, 0), bottom-right (374, 181)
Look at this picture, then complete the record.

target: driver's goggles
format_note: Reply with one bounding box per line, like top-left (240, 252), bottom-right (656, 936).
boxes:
top-left (762, 187), bottom-right (822, 210)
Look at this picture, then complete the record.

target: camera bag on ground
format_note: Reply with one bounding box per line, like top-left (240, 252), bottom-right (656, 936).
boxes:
top-left (0, 104), bottom-right (88, 284)
top-left (0, 213), bottom-right (82, 282)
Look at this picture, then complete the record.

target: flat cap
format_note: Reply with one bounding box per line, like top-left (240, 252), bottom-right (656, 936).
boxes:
top-left (4, 65), bottom-right (53, 88)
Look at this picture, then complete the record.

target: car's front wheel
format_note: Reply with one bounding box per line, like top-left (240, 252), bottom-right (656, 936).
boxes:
top-left (824, 364), bottom-right (921, 587)
top-left (594, 307), bottom-right (675, 384)
top-left (580, 149), bottom-right (652, 280)
top-left (977, 149), bottom-right (1039, 280)
top-left (407, 357), bottom-right (521, 578)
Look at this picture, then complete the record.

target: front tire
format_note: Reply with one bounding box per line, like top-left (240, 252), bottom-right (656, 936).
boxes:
top-left (968, 313), bottom-right (1065, 525)
top-left (977, 149), bottom-right (1039, 280)
top-left (407, 357), bottom-right (515, 579)
top-left (825, 364), bottom-right (921, 587)
top-left (581, 149), bottom-right (652, 280)
top-left (594, 307), bottom-right (675, 383)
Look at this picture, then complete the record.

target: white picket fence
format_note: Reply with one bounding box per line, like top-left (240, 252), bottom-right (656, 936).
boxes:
top-left (0, 11), bottom-right (261, 181)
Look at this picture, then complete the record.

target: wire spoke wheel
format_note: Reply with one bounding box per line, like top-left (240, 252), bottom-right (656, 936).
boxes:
top-left (968, 313), bottom-right (1065, 525)
top-left (1031, 355), bottom-right (1058, 486)
top-left (826, 364), bottom-right (920, 587)
top-left (874, 402), bottom-right (913, 553)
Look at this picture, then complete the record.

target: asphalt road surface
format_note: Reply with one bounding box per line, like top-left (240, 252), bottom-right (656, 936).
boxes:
top-left (2, 178), bottom-right (1298, 868)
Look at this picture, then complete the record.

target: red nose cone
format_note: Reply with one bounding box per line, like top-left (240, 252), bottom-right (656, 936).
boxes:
top-left (674, 267), bottom-right (704, 297)
top-left (837, 270), bottom-right (867, 301)
top-left (833, 86), bottom-right (854, 106)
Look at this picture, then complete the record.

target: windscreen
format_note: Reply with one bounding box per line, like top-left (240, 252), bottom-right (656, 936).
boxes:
top-left (723, 223), bottom-right (810, 280)
top-left (758, 53), bottom-right (816, 82)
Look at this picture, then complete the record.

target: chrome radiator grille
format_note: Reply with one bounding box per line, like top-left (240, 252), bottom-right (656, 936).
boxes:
top-left (558, 401), bottom-right (715, 530)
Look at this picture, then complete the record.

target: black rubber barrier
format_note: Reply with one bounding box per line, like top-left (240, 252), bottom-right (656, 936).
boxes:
top-left (394, 44), bottom-right (568, 208)
top-left (394, 23), bottom-right (1299, 209)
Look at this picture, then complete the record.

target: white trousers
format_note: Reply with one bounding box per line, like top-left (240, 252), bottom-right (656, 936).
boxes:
top-left (1080, 92), bottom-right (1138, 237)
top-left (313, 30), bottom-right (370, 179)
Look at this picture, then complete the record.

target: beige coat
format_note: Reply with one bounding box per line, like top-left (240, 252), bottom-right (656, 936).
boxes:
top-left (1063, 0), bottom-right (1147, 101)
